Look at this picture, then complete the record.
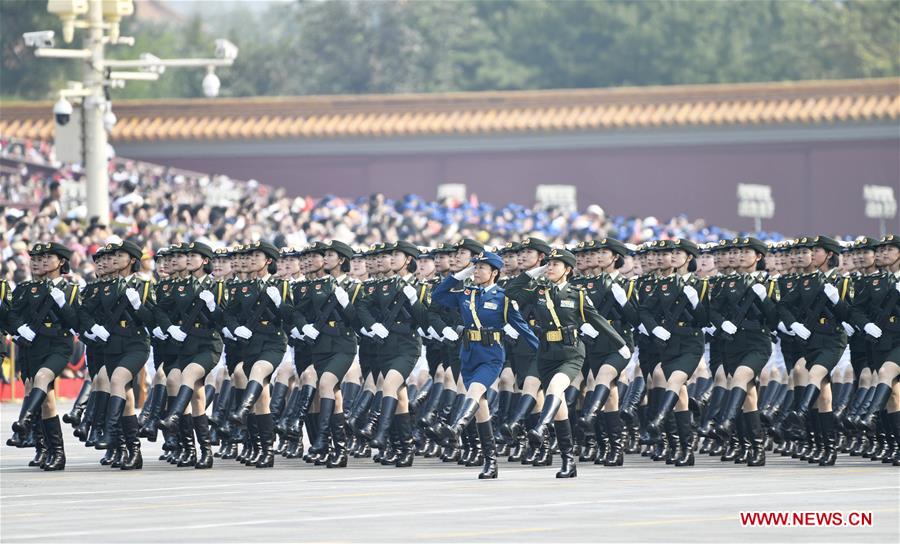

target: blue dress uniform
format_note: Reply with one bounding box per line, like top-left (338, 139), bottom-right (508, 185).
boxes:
top-left (431, 254), bottom-right (538, 390)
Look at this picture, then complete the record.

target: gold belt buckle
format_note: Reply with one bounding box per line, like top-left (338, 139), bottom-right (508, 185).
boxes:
top-left (546, 330), bottom-right (562, 342)
top-left (468, 330), bottom-right (482, 342)
top-left (44, 322), bottom-right (52, 328)
top-left (678, 321), bottom-right (685, 327)
top-left (492, 332), bottom-right (501, 343)
top-left (194, 323), bottom-right (201, 328)
top-left (328, 321), bottom-right (336, 327)
top-left (260, 320), bottom-right (269, 325)
top-left (891, 316), bottom-right (897, 323)
top-left (819, 317), bottom-right (826, 325)
top-left (120, 320), bottom-right (127, 327)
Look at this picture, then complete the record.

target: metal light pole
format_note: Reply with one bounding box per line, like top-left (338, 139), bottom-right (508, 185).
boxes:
top-left (24, 0), bottom-right (238, 222)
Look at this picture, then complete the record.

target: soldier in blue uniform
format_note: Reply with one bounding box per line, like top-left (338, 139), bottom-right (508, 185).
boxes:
top-left (430, 251), bottom-right (538, 478)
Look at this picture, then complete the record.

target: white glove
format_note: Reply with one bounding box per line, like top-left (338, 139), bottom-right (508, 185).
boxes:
top-left (417, 327), bottom-right (427, 338)
top-left (453, 265), bottom-right (476, 281)
top-left (842, 322), bottom-right (855, 336)
top-left (864, 323), bottom-right (883, 338)
top-left (790, 322), bottom-right (811, 340)
top-left (16, 324), bottom-right (35, 342)
top-left (580, 322), bottom-right (600, 338)
top-left (370, 323), bottom-right (389, 339)
top-left (199, 290), bottom-right (216, 312)
top-left (702, 326), bottom-right (716, 335)
top-left (526, 264), bottom-right (549, 279)
top-left (222, 327), bottom-right (236, 341)
top-left (234, 325), bottom-right (253, 340)
top-left (50, 287), bottom-right (67, 308)
top-left (166, 325), bottom-right (187, 342)
top-left (638, 323), bottom-right (649, 336)
top-left (683, 285), bottom-right (699, 309)
top-left (290, 327), bottom-right (303, 340)
top-left (402, 284), bottom-right (418, 304)
top-left (125, 287), bottom-right (141, 310)
top-left (720, 320), bottom-right (738, 335)
top-left (152, 326), bottom-right (167, 340)
top-left (610, 283), bottom-right (628, 307)
top-left (427, 326), bottom-right (441, 340)
top-left (823, 283), bottom-right (839, 304)
top-left (618, 345), bottom-right (632, 359)
top-left (503, 323), bottom-right (520, 340)
top-left (359, 327), bottom-right (374, 338)
top-left (777, 321), bottom-right (794, 336)
top-left (651, 326), bottom-right (671, 341)
top-left (83, 331), bottom-right (97, 341)
top-left (302, 323), bottom-right (320, 340)
top-left (334, 286), bottom-right (349, 308)
top-left (896, 281), bottom-right (900, 294)
top-left (441, 326), bottom-right (459, 342)
top-left (265, 286), bottom-right (282, 308)
top-left (751, 283), bottom-right (768, 301)
top-left (90, 324), bottom-right (110, 341)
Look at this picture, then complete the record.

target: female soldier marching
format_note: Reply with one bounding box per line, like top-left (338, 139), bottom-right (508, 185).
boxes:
top-left (431, 251), bottom-right (538, 478)
top-left (8, 242), bottom-right (80, 470)
top-left (225, 241), bottom-right (292, 468)
top-left (505, 248), bottom-right (628, 478)
top-left (156, 242), bottom-right (226, 469)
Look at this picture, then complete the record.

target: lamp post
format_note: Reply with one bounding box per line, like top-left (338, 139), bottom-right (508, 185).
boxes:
top-left (25, 0), bottom-right (238, 222)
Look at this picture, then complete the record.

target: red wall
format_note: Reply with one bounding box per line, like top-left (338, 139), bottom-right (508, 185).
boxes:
top-left (140, 137), bottom-right (899, 237)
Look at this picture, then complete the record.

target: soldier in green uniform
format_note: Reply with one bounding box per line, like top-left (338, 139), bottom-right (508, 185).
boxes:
top-left (780, 236), bottom-right (852, 466)
top-left (80, 240), bottom-right (155, 470)
top-left (139, 246), bottom-right (175, 442)
top-left (707, 237), bottom-right (778, 467)
top-left (639, 239), bottom-right (710, 467)
top-left (356, 241), bottom-right (430, 467)
top-left (155, 241), bottom-right (226, 469)
top-left (7, 242), bottom-right (80, 471)
top-left (225, 241), bottom-right (292, 468)
top-left (576, 238), bottom-right (639, 466)
top-left (505, 247), bottom-right (627, 478)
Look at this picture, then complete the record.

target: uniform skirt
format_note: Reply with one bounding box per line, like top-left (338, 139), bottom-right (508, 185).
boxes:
top-left (513, 352), bottom-right (539, 389)
top-left (637, 338), bottom-right (660, 378)
top-left (804, 333), bottom-right (848, 373)
top-left (380, 354), bottom-right (416, 379)
top-left (870, 332), bottom-right (900, 369)
top-left (660, 333), bottom-right (704, 380)
top-left (462, 358), bottom-right (503, 390)
top-left (313, 351), bottom-right (354, 379)
top-left (176, 336), bottom-right (224, 373)
top-left (26, 336), bottom-right (74, 377)
top-left (723, 330), bottom-right (772, 376)
top-left (585, 348), bottom-right (630, 376)
top-left (538, 355), bottom-right (584, 390)
top-left (106, 347), bottom-right (150, 376)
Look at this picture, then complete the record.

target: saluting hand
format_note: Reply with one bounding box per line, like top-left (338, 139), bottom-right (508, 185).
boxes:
top-left (526, 264), bottom-right (549, 279)
top-left (453, 265), bottom-right (476, 281)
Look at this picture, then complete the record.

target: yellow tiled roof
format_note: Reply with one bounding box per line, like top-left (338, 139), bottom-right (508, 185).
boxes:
top-left (2, 78), bottom-right (898, 142)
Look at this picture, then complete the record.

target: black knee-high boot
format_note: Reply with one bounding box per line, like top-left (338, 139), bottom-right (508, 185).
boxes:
top-left (647, 389), bottom-right (679, 434)
top-left (29, 418), bottom-right (47, 467)
top-left (310, 398), bottom-right (336, 454)
top-left (714, 387), bottom-right (748, 440)
top-left (555, 419), bottom-right (577, 478)
top-left (42, 416), bottom-right (66, 471)
top-left (255, 413), bottom-right (275, 468)
top-left (501, 393), bottom-right (537, 439)
top-left (347, 389), bottom-right (375, 432)
top-left (160, 385), bottom-right (195, 431)
top-left (120, 415), bottom-right (143, 470)
top-left (395, 413), bottom-right (416, 467)
top-left (527, 395), bottom-right (562, 446)
top-left (177, 415), bottom-right (196, 467)
top-left (327, 412), bottom-right (349, 468)
top-left (12, 389), bottom-right (47, 434)
top-left (818, 411), bottom-right (838, 466)
top-left (579, 384), bottom-right (610, 429)
top-left (210, 381), bottom-right (234, 430)
top-left (699, 386), bottom-right (727, 436)
top-left (194, 415), bottom-right (213, 469)
top-left (674, 411), bottom-right (694, 466)
top-left (370, 396), bottom-right (399, 449)
top-left (620, 376), bottom-right (645, 424)
top-left (95, 395), bottom-right (125, 450)
top-left (269, 382), bottom-right (289, 420)
top-left (285, 384), bottom-right (316, 437)
top-left (477, 420), bottom-right (498, 479)
top-left (433, 397), bottom-right (479, 447)
top-left (139, 383), bottom-right (168, 441)
top-left (603, 411), bottom-right (625, 466)
top-left (746, 410), bottom-right (766, 467)
top-left (64, 380), bottom-right (92, 426)
top-left (418, 386), bottom-right (450, 427)
top-left (230, 381), bottom-right (264, 426)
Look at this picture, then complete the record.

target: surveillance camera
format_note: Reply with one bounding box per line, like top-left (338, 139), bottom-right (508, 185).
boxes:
top-left (214, 39), bottom-right (239, 61)
top-left (23, 30), bottom-right (55, 48)
top-left (53, 97), bottom-right (73, 126)
top-left (202, 71), bottom-right (220, 98)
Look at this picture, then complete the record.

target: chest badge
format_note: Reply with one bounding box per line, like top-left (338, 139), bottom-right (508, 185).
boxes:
top-left (661, 284), bottom-right (668, 292)
top-left (587, 282), bottom-right (594, 289)
top-left (315, 284), bottom-right (321, 290)
top-left (786, 282), bottom-right (793, 289)
top-left (873, 279), bottom-right (879, 286)
top-left (31, 286), bottom-right (38, 294)
top-left (382, 284), bottom-right (389, 292)
top-left (645, 285), bottom-right (652, 292)
top-left (241, 286), bottom-right (248, 293)
top-left (803, 279), bottom-right (809, 287)
top-left (178, 285), bottom-right (185, 292)
top-left (104, 286), bottom-right (110, 293)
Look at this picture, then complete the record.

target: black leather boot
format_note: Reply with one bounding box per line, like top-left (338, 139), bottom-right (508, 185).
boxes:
top-left (12, 388), bottom-right (47, 434)
top-left (580, 430), bottom-right (598, 462)
top-left (500, 393), bottom-right (536, 440)
top-left (310, 398), bottom-right (336, 455)
top-left (269, 382), bottom-right (289, 421)
top-left (346, 389), bottom-right (375, 432)
top-left (603, 411), bottom-right (625, 466)
top-left (464, 421), bottom-right (483, 467)
top-left (74, 391), bottom-right (99, 440)
top-left (95, 395), bottom-right (125, 450)
top-left (477, 420), bottom-right (498, 479)
top-left (194, 415), bottom-right (214, 469)
top-left (418, 385), bottom-right (450, 428)
top-left (745, 411), bottom-right (766, 467)
top-left (579, 384), bottom-right (610, 430)
top-left (255, 413), bottom-right (275, 468)
top-left (713, 387), bottom-right (747, 440)
top-left (673, 410), bottom-right (694, 467)
top-left (619, 376), bottom-right (645, 424)
top-left (554, 419), bottom-right (577, 478)
top-left (159, 385), bottom-right (195, 432)
top-left (646, 390), bottom-right (679, 435)
top-left (120, 415), bottom-right (143, 470)
top-left (857, 384), bottom-right (892, 432)
top-left (784, 384), bottom-right (819, 438)
top-left (41, 416), bottom-right (66, 471)
top-left (369, 396), bottom-right (399, 449)
top-left (177, 416), bottom-right (197, 467)
top-left (230, 381), bottom-right (264, 426)
top-left (29, 419), bottom-right (47, 468)
top-left (327, 413), bottom-right (349, 468)
top-left (527, 395), bottom-right (562, 447)
top-left (395, 413), bottom-right (416, 467)
top-left (210, 381), bottom-right (234, 431)
top-left (139, 383), bottom-right (168, 441)
top-left (433, 397), bottom-right (479, 447)
top-left (507, 432), bottom-right (525, 462)
top-left (64, 380), bottom-right (92, 426)
top-left (818, 411), bottom-right (837, 466)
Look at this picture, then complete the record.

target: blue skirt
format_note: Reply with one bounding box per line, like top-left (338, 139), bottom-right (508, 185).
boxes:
top-left (462, 358), bottom-right (503, 390)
